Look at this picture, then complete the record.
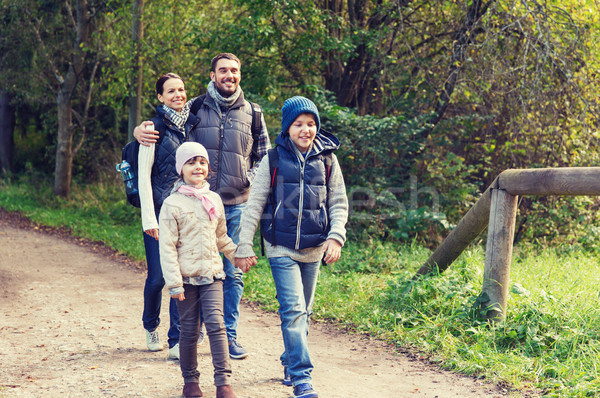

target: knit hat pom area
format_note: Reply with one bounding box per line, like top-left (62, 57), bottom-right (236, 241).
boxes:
top-left (176, 142), bottom-right (209, 175)
top-left (281, 96), bottom-right (321, 135)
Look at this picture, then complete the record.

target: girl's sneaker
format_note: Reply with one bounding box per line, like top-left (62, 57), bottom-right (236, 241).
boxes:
top-left (293, 383), bottom-right (318, 398)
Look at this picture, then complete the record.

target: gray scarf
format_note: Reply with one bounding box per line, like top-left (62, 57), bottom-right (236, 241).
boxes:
top-left (161, 101), bottom-right (191, 134)
top-left (207, 81), bottom-right (242, 109)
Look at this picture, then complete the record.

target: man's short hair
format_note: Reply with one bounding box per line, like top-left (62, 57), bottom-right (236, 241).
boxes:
top-left (211, 53), bottom-right (241, 72)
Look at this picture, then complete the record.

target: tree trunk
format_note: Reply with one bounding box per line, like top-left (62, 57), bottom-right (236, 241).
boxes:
top-left (127, 0), bottom-right (144, 142)
top-left (0, 91), bottom-right (15, 174)
top-left (54, 80), bottom-right (75, 197)
top-left (53, 0), bottom-right (91, 198)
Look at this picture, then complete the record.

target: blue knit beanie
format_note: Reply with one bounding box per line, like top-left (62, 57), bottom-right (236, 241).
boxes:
top-left (281, 96), bottom-right (321, 135)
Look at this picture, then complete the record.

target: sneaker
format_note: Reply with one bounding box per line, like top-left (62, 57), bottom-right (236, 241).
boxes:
top-left (145, 329), bottom-right (163, 351)
top-left (228, 339), bottom-right (248, 359)
top-left (293, 383), bottom-right (318, 398)
top-left (198, 325), bottom-right (205, 346)
top-left (168, 343), bottom-right (180, 360)
top-left (282, 367), bottom-right (292, 386)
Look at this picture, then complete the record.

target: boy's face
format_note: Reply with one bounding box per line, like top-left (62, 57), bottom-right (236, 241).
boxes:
top-left (181, 156), bottom-right (209, 187)
top-left (288, 113), bottom-right (317, 153)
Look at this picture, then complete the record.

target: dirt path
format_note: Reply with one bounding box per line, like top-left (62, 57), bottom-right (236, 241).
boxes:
top-left (0, 213), bottom-right (515, 398)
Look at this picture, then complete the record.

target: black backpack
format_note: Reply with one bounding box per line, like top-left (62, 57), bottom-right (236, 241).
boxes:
top-left (117, 119), bottom-right (165, 208)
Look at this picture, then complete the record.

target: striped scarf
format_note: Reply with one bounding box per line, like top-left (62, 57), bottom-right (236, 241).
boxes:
top-left (161, 102), bottom-right (191, 134)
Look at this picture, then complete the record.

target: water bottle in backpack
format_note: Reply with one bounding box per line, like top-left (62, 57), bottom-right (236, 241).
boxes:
top-left (116, 160), bottom-right (138, 199)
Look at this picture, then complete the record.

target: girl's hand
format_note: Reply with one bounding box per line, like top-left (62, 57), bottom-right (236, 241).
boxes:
top-left (322, 239), bottom-right (342, 264)
top-left (172, 293), bottom-right (185, 301)
top-left (144, 228), bottom-right (159, 241)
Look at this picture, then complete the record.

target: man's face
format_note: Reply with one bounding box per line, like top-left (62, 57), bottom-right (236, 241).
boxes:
top-left (210, 58), bottom-right (241, 97)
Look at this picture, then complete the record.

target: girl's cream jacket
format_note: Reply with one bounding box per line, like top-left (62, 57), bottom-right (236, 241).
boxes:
top-left (158, 185), bottom-right (236, 295)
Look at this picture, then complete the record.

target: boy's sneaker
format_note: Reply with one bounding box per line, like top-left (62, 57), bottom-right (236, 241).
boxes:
top-left (168, 343), bottom-right (180, 360)
top-left (145, 329), bottom-right (163, 351)
top-left (293, 383), bottom-right (318, 398)
top-left (282, 367), bottom-right (292, 386)
top-left (228, 339), bottom-right (248, 359)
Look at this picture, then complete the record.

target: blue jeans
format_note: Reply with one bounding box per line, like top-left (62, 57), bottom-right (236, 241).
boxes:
top-left (142, 231), bottom-right (180, 348)
top-left (223, 204), bottom-right (245, 341)
top-left (269, 256), bottom-right (320, 386)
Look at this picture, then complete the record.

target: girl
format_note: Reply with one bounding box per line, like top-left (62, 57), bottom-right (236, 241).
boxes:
top-left (159, 142), bottom-right (239, 398)
top-left (235, 96), bottom-right (349, 398)
top-left (138, 73), bottom-right (198, 358)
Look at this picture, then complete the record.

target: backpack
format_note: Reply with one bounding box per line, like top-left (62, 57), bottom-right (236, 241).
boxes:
top-left (117, 120), bottom-right (165, 208)
top-left (261, 147), bottom-right (333, 256)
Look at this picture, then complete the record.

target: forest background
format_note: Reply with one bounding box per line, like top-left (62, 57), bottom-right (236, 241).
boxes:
top-left (1, 0), bottom-right (600, 396)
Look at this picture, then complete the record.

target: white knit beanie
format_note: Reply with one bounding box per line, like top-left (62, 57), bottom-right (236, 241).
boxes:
top-left (175, 142), bottom-right (209, 175)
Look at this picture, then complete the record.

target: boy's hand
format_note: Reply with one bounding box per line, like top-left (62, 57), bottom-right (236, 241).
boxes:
top-left (134, 120), bottom-right (160, 146)
top-left (172, 292), bottom-right (185, 301)
top-left (235, 256), bottom-right (257, 272)
top-left (322, 239), bottom-right (342, 264)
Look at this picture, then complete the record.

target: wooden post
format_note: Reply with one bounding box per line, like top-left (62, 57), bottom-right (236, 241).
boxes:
top-left (480, 188), bottom-right (518, 322)
top-left (415, 178), bottom-right (498, 276)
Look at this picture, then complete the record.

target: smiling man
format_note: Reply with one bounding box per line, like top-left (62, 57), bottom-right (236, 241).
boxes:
top-left (134, 53), bottom-right (271, 361)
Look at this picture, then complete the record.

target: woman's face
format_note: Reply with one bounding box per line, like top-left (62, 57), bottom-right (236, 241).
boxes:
top-left (157, 78), bottom-right (186, 112)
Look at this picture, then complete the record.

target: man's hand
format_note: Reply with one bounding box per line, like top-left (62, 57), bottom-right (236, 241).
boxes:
top-left (144, 228), bottom-right (159, 241)
top-left (322, 239), bottom-right (342, 264)
top-left (134, 120), bottom-right (160, 147)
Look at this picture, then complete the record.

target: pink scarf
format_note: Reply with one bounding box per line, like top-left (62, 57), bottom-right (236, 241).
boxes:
top-left (177, 184), bottom-right (221, 221)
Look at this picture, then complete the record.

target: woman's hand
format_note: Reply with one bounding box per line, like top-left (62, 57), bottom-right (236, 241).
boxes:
top-left (322, 239), bottom-right (342, 264)
top-left (171, 292), bottom-right (185, 301)
top-left (144, 228), bottom-right (159, 241)
top-left (134, 120), bottom-right (160, 147)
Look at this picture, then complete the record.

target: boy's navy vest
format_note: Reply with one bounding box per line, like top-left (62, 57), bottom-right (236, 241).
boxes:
top-left (260, 142), bottom-right (332, 250)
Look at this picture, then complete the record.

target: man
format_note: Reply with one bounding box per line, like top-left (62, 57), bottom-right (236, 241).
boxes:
top-left (134, 53), bottom-right (270, 359)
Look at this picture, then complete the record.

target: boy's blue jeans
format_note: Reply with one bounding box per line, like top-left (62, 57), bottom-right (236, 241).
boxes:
top-left (269, 256), bottom-right (320, 386)
top-left (222, 204), bottom-right (245, 341)
top-left (142, 231), bottom-right (180, 348)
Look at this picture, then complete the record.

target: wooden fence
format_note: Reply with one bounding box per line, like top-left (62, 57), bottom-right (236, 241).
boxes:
top-left (414, 167), bottom-right (600, 321)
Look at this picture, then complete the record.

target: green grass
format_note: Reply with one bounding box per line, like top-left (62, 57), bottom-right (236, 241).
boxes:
top-left (2, 176), bottom-right (600, 397)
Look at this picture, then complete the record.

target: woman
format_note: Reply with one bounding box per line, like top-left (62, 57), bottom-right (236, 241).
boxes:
top-left (138, 73), bottom-right (199, 360)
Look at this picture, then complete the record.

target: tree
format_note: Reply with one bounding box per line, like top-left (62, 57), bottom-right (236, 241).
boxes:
top-left (127, 0), bottom-right (144, 142)
top-left (0, 91), bottom-right (15, 173)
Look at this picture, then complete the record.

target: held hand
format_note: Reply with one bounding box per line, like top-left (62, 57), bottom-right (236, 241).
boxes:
top-left (144, 228), bottom-right (159, 241)
top-left (322, 239), bottom-right (342, 264)
top-left (171, 292), bottom-right (185, 301)
top-left (134, 120), bottom-right (159, 147)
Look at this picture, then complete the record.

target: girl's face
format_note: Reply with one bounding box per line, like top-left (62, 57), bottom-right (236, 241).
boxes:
top-left (288, 113), bottom-right (317, 153)
top-left (157, 78), bottom-right (186, 112)
top-left (181, 156), bottom-right (209, 187)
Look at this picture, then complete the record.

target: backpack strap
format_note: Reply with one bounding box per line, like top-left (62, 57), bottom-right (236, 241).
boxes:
top-left (250, 102), bottom-right (262, 164)
top-left (189, 94), bottom-right (207, 116)
top-left (260, 147), bottom-right (279, 256)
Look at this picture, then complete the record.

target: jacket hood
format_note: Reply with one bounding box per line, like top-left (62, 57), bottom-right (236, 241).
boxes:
top-left (275, 129), bottom-right (340, 156)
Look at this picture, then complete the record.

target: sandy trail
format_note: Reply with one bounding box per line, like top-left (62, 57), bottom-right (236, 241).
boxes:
top-left (0, 214), bottom-right (511, 397)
